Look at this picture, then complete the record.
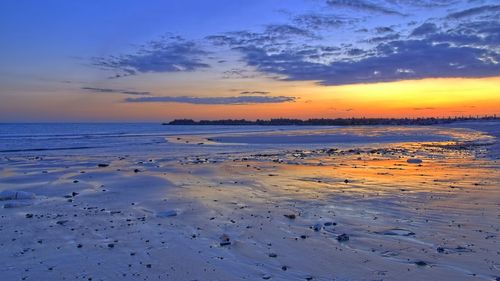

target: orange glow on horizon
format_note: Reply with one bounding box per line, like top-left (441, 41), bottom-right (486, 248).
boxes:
top-left (1, 77), bottom-right (498, 121)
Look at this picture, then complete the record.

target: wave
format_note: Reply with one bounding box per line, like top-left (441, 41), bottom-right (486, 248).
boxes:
top-left (0, 146), bottom-right (101, 153)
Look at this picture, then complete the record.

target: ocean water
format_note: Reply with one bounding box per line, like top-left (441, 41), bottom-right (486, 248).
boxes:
top-left (0, 123), bottom-right (467, 157)
top-left (0, 123), bottom-right (306, 156)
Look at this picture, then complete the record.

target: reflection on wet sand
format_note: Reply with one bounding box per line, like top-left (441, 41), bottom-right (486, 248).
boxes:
top-left (0, 124), bottom-right (498, 280)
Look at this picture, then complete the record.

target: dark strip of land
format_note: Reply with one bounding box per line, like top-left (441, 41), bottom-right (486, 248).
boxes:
top-left (165, 116), bottom-right (498, 126)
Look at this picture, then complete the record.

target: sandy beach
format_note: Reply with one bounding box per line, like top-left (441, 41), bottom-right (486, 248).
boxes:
top-left (0, 122), bottom-right (499, 281)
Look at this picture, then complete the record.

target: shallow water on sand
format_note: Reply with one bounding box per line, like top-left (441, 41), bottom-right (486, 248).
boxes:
top-left (0, 122), bottom-right (498, 280)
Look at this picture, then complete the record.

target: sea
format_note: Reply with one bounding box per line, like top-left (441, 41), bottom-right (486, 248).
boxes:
top-left (0, 122), bottom-right (472, 159)
top-left (0, 123), bottom-right (295, 156)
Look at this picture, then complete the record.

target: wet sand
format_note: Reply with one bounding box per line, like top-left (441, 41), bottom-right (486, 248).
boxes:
top-left (0, 123), bottom-right (499, 281)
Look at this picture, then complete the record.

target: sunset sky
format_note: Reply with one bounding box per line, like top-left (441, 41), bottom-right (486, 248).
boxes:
top-left (0, 0), bottom-right (499, 121)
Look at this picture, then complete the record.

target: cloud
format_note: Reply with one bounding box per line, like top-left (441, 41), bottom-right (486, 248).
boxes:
top-left (221, 68), bottom-right (258, 79)
top-left (81, 87), bottom-right (151, 96)
top-left (375, 26), bottom-right (394, 33)
top-left (124, 95), bottom-right (296, 104)
top-left (410, 23), bottom-right (438, 36)
top-left (239, 91), bottom-right (270, 95)
top-left (346, 48), bottom-right (366, 56)
top-left (364, 33), bottom-right (400, 43)
top-left (207, 23), bottom-right (317, 49)
top-left (264, 24), bottom-right (317, 39)
top-left (292, 14), bottom-right (350, 29)
top-left (447, 5), bottom-right (500, 19)
top-left (92, 35), bottom-right (210, 78)
top-left (234, 37), bottom-right (499, 85)
top-left (385, 0), bottom-right (457, 8)
top-left (204, 3), bottom-right (500, 86)
top-left (412, 107), bottom-right (436, 110)
top-left (325, 0), bottom-right (404, 16)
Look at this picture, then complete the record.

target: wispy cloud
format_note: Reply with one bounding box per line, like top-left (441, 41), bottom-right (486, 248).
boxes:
top-left (125, 95), bottom-right (295, 104)
top-left (203, 1), bottom-right (500, 86)
top-left (325, 0), bottom-right (404, 16)
top-left (264, 24), bottom-right (318, 39)
top-left (447, 5), bottom-right (500, 19)
top-left (412, 107), bottom-right (436, 110)
top-left (292, 13), bottom-right (351, 30)
top-left (89, 0), bottom-right (500, 87)
top-left (81, 87), bottom-right (151, 96)
top-left (92, 35), bottom-right (210, 78)
top-left (237, 38), bottom-right (499, 85)
top-left (410, 23), bottom-right (438, 36)
top-left (239, 91), bottom-right (270, 95)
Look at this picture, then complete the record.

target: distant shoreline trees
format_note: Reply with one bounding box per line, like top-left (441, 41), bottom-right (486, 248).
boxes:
top-left (164, 115), bottom-right (498, 126)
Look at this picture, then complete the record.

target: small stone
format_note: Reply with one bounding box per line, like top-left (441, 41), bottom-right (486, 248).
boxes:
top-left (344, 179), bottom-right (349, 183)
top-left (146, 264), bottom-right (152, 268)
top-left (97, 164), bottom-right (109, 168)
top-left (281, 266), bottom-right (288, 271)
top-left (25, 213), bottom-right (33, 219)
top-left (77, 244), bottom-right (83, 248)
top-left (107, 243), bottom-right (115, 248)
top-left (284, 214), bottom-right (296, 219)
top-left (436, 247), bottom-right (445, 253)
top-left (312, 223), bottom-right (322, 231)
top-left (56, 220), bottom-right (69, 225)
top-left (379, 228), bottom-right (415, 236)
top-left (134, 169), bottom-right (140, 173)
top-left (157, 210), bottom-right (177, 218)
top-left (220, 234), bottom-right (231, 246)
top-left (415, 261), bottom-right (427, 266)
top-left (337, 234), bottom-right (349, 242)
top-left (268, 253), bottom-right (277, 258)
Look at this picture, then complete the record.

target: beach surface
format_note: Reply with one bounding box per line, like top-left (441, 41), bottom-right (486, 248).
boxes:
top-left (0, 122), bottom-right (499, 281)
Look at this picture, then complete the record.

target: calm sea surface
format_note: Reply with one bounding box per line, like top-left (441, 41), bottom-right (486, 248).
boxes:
top-left (0, 123), bottom-right (458, 157)
top-left (0, 123), bottom-right (309, 156)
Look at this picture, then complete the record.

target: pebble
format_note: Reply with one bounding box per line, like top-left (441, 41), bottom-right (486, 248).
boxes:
top-left (220, 234), bottom-right (231, 246)
top-left (378, 228), bottom-right (415, 236)
top-left (157, 210), bottom-right (177, 218)
top-left (337, 234), bottom-right (349, 242)
top-left (414, 261), bottom-right (427, 266)
top-left (284, 214), bottom-right (296, 219)
top-left (312, 223), bottom-right (322, 231)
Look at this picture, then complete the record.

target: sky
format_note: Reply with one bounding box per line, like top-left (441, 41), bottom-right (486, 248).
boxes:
top-left (0, 0), bottom-right (499, 122)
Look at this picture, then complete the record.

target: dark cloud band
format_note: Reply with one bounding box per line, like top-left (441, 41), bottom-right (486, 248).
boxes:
top-left (125, 95), bottom-right (296, 104)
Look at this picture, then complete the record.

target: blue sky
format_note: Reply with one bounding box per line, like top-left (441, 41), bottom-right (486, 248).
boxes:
top-left (0, 0), bottom-right (499, 121)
